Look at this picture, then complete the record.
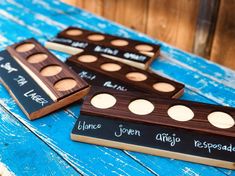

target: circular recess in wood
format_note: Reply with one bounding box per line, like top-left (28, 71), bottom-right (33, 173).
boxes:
top-left (16, 43), bottom-right (35, 52)
top-left (128, 99), bottom-right (154, 115)
top-left (54, 78), bottom-right (77, 91)
top-left (111, 39), bottom-right (129, 46)
top-left (66, 29), bottom-right (83, 36)
top-left (135, 44), bottom-right (153, 52)
top-left (153, 82), bottom-right (175, 92)
top-left (167, 105), bottom-right (194, 122)
top-left (77, 55), bottom-right (98, 63)
top-left (87, 34), bottom-right (105, 41)
top-left (126, 72), bottom-right (147, 82)
top-left (91, 93), bottom-right (116, 109)
top-left (27, 53), bottom-right (48, 63)
top-left (100, 63), bottom-right (121, 72)
top-left (40, 65), bottom-right (62, 77)
top-left (208, 111), bottom-right (234, 129)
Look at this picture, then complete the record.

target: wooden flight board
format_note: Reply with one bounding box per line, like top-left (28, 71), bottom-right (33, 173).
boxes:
top-left (46, 27), bottom-right (160, 70)
top-left (66, 51), bottom-right (185, 99)
top-left (0, 38), bottom-right (90, 120)
top-left (66, 61), bottom-right (136, 92)
top-left (71, 87), bottom-right (235, 169)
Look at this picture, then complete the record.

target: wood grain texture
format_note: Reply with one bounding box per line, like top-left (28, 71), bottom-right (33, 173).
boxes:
top-left (58, 27), bottom-right (160, 55)
top-left (0, 105), bottom-right (78, 176)
top-left (83, 0), bottom-right (103, 15)
top-left (0, 0), bottom-right (235, 175)
top-left (82, 87), bottom-right (235, 137)
top-left (147, 0), bottom-right (199, 52)
top-left (63, 0), bottom-right (235, 70)
top-left (211, 0), bottom-right (235, 70)
top-left (46, 26), bottom-right (160, 69)
top-left (7, 38), bottom-right (89, 101)
top-left (104, 0), bottom-right (149, 33)
top-left (72, 115), bottom-right (235, 169)
top-left (68, 51), bottom-right (185, 98)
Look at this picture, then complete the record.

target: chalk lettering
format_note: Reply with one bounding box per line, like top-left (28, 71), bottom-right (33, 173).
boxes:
top-left (71, 41), bottom-right (88, 48)
top-left (0, 62), bottom-right (18, 73)
top-left (13, 75), bottom-right (28, 86)
top-left (51, 38), bottom-right (72, 44)
top-left (194, 140), bottom-right (235, 153)
top-left (78, 71), bottom-right (96, 80)
top-left (94, 45), bottom-right (119, 55)
top-left (77, 121), bottom-right (101, 131)
top-left (103, 81), bottom-right (127, 91)
top-left (24, 89), bottom-right (48, 106)
top-left (124, 52), bottom-right (147, 61)
top-left (115, 124), bottom-right (141, 137)
top-left (155, 133), bottom-right (181, 147)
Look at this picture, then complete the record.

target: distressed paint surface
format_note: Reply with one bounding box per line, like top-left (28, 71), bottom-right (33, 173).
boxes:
top-left (0, 0), bottom-right (235, 175)
top-left (0, 106), bottom-right (79, 176)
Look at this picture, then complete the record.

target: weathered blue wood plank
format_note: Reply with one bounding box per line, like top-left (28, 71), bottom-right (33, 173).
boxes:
top-left (0, 0), bottom-right (234, 175)
top-left (15, 0), bottom-right (235, 89)
top-left (0, 7), bottom-right (156, 176)
top-left (0, 105), bottom-right (79, 176)
top-left (3, 0), bottom-right (235, 110)
top-left (151, 57), bottom-right (235, 107)
top-left (7, 0), bottom-right (235, 99)
top-left (0, 84), bottom-right (155, 176)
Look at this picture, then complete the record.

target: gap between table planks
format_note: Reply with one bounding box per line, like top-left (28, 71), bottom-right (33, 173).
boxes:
top-left (0, 0), bottom-right (234, 175)
top-left (0, 104), bottom-right (80, 176)
top-left (0, 0), bottom-right (234, 173)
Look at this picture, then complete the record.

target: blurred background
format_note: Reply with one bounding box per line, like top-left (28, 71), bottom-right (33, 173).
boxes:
top-left (62, 0), bottom-right (235, 70)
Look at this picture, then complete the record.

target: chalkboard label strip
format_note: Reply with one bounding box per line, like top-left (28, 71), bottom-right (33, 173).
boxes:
top-left (71, 114), bottom-right (235, 169)
top-left (45, 26), bottom-right (160, 70)
top-left (66, 60), bottom-right (139, 92)
top-left (67, 52), bottom-right (185, 99)
top-left (70, 87), bottom-right (235, 169)
top-left (0, 50), bottom-right (54, 118)
top-left (7, 38), bottom-right (90, 102)
top-left (0, 38), bottom-right (90, 120)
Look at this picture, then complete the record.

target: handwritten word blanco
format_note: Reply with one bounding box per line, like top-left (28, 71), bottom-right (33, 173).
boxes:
top-left (78, 71), bottom-right (96, 80)
top-left (124, 52), bottom-right (146, 61)
top-left (194, 140), bottom-right (235, 153)
top-left (77, 121), bottom-right (101, 131)
top-left (103, 81), bottom-right (127, 91)
top-left (155, 133), bottom-right (181, 147)
top-left (0, 62), bottom-right (18, 73)
top-left (24, 89), bottom-right (48, 106)
top-left (115, 124), bottom-right (141, 137)
top-left (13, 75), bottom-right (28, 86)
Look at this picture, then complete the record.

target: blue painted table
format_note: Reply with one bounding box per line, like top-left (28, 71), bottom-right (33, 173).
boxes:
top-left (0, 0), bottom-right (235, 175)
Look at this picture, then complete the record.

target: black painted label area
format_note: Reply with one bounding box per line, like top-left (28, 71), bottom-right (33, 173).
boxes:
top-left (66, 61), bottom-right (137, 92)
top-left (0, 50), bottom-right (53, 114)
top-left (72, 115), bottom-right (235, 162)
top-left (49, 37), bottom-right (149, 64)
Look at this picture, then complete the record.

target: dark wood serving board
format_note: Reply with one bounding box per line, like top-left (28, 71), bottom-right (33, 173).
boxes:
top-left (71, 87), bottom-right (235, 169)
top-left (46, 27), bottom-right (160, 70)
top-left (67, 51), bottom-right (185, 99)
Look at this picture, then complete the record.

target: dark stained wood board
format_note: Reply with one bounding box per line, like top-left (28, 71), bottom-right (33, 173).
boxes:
top-left (66, 61), bottom-right (137, 92)
top-left (7, 38), bottom-right (89, 101)
top-left (46, 26), bottom-right (160, 70)
top-left (1, 38), bottom-right (91, 120)
top-left (67, 51), bottom-right (185, 99)
top-left (71, 87), bottom-right (235, 169)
